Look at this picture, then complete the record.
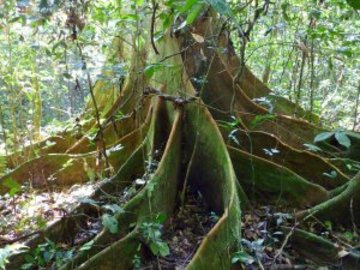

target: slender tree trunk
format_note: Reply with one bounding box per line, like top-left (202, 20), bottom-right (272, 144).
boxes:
top-left (353, 81), bottom-right (360, 131)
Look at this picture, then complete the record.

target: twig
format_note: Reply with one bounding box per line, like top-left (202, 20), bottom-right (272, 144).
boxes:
top-left (144, 87), bottom-right (197, 106)
top-left (273, 219), bottom-right (298, 264)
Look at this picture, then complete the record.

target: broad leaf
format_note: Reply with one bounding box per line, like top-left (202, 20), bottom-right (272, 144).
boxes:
top-left (314, 132), bottom-right (334, 143)
top-left (185, 3), bottom-right (204, 25)
top-left (149, 241), bottom-right (170, 257)
top-left (323, 170), bottom-right (337, 179)
top-left (182, 0), bottom-right (201, 12)
top-left (335, 132), bottom-right (351, 149)
top-left (102, 214), bottom-right (118, 234)
top-left (206, 0), bottom-right (232, 16)
top-left (79, 240), bottom-right (95, 252)
top-left (345, 131), bottom-right (360, 140)
top-left (250, 114), bottom-right (276, 128)
top-left (3, 178), bottom-right (21, 197)
top-left (232, 251), bottom-right (255, 265)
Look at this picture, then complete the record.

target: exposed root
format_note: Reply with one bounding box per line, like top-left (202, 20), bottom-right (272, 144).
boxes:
top-left (281, 226), bottom-right (360, 268)
top-left (229, 146), bottom-right (329, 206)
top-left (224, 128), bottom-right (349, 189)
top-left (298, 172), bottom-right (360, 225)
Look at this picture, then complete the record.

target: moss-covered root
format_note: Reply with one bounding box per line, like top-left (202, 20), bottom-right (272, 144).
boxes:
top-left (0, 103), bottom-right (155, 195)
top-left (59, 110), bottom-right (183, 270)
top-left (0, 153), bottom-right (96, 194)
top-left (5, 142), bottom-right (147, 270)
top-left (228, 146), bottom-right (329, 206)
top-left (224, 128), bottom-right (349, 189)
top-left (183, 104), bottom-right (243, 269)
top-left (298, 172), bottom-right (360, 225)
top-left (281, 226), bottom-right (360, 269)
top-left (61, 102), bottom-right (244, 270)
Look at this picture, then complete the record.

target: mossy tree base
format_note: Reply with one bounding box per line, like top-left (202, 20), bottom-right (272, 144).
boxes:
top-left (2, 9), bottom-right (360, 270)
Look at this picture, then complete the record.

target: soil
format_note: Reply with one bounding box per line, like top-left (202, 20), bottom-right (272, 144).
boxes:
top-left (142, 188), bottom-right (216, 270)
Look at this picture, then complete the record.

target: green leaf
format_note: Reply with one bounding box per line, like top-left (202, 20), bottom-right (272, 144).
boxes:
top-left (323, 170), bottom-right (337, 179)
top-left (335, 132), bottom-right (351, 149)
top-left (345, 131), bottom-right (360, 140)
top-left (250, 114), bottom-right (276, 128)
top-left (303, 143), bottom-right (322, 152)
top-left (347, 0), bottom-right (360, 9)
top-left (324, 220), bottom-right (332, 231)
top-left (186, 3), bottom-right (203, 25)
top-left (20, 263), bottom-right (33, 270)
top-left (343, 231), bottom-right (354, 240)
top-left (314, 132), bottom-right (334, 143)
top-left (149, 241), bottom-right (170, 257)
top-left (281, 3), bottom-right (291, 22)
top-left (181, 0), bottom-right (200, 12)
top-left (205, 0), bottom-right (232, 16)
top-left (144, 63), bottom-right (169, 79)
top-left (102, 214), bottom-right (118, 234)
top-left (79, 240), bottom-right (95, 252)
top-left (231, 251), bottom-right (254, 265)
top-left (2, 178), bottom-right (21, 197)
top-left (155, 213), bottom-right (166, 224)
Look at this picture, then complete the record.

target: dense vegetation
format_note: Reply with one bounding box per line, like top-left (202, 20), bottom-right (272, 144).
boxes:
top-left (0, 0), bottom-right (359, 269)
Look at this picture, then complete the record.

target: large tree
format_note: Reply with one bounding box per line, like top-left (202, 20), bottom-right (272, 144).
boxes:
top-left (2, 1), bottom-right (360, 269)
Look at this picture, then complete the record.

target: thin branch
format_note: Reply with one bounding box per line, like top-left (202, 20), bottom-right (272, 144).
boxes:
top-left (151, 1), bottom-right (159, 55)
top-left (273, 219), bottom-right (298, 264)
top-left (76, 41), bottom-right (111, 175)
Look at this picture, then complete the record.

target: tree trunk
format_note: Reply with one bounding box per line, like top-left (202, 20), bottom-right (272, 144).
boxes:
top-left (2, 8), bottom-right (360, 270)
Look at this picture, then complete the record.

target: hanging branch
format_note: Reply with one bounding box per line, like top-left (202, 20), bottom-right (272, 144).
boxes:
top-left (76, 41), bottom-right (111, 175)
top-left (151, 1), bottom-right (159, 55)
top-left (86, 72), bottom-right (111, 174)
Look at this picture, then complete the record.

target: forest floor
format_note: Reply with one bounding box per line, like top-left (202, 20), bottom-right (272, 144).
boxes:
top-left (0, 182), bottom-right (359, 269)
top-left (238, 205), bottom-right (359, 269)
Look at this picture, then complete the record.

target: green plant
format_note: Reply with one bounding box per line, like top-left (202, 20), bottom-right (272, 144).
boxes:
top-left (139, 215), bottom-right (169, 257)
top-left (323, 170), bottom-right (337, 179)
top-left (209, 211), bottom-right (219, 223)
top-left (2, 178), bottom-right (21, 197)
top-left (250, 114), bottom-right (276, 129)
top-left (101, 204), bottom-right (124, 234)
top-left (314, 131), bottom-right (351, 149)
top-left (132, 254), bottom-right (143, 270)
top-left (21, 239), bottom-right (73, 269)
top-left (231, 250), bottom-right (255, 266)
